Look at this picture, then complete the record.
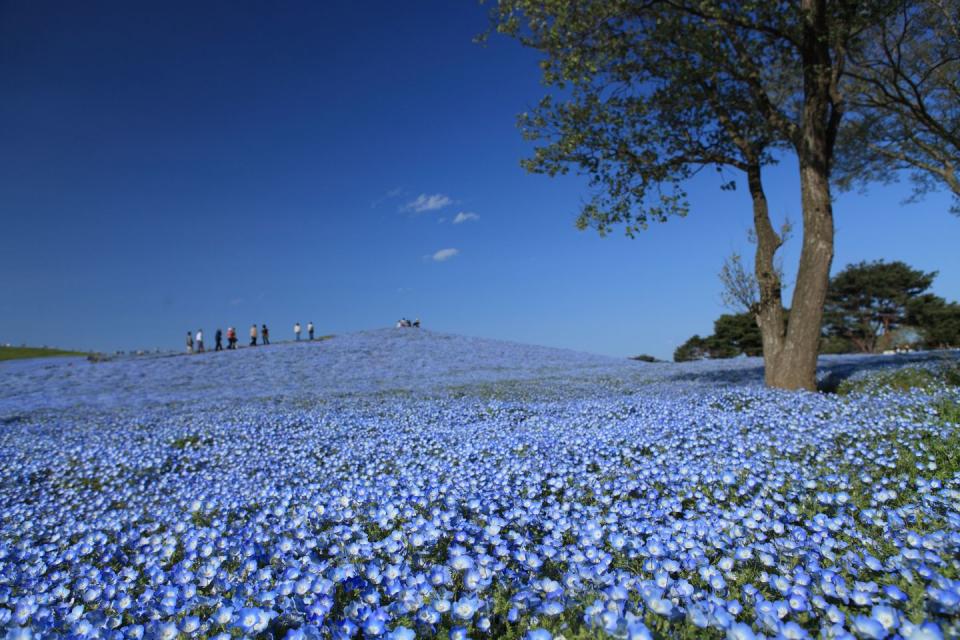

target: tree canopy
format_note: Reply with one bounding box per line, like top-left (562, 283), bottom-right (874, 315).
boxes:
top-left (824, 260), bottom-right (937, 352)
top-left (836, 0), bottom-right (960, 212)
top-left (907, 294), bottom-right (960, 349)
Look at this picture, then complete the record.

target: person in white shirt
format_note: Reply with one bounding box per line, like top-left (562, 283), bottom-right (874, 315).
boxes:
top-left (307, 322), bottom-right (314, 340)
top-left (294, 322), bottom-right (301, 341)
top-left (196, 329), bottom-right (205, 353)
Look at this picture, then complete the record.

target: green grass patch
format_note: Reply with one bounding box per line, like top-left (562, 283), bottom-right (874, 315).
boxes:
top-left (0, 346), bottom-right (88, 361)
top-left (837, 362), bottom-right (960, 396)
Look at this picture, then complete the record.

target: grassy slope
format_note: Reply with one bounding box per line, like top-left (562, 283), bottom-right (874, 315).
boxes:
top-left (0, 346), bottom-right (87, 362)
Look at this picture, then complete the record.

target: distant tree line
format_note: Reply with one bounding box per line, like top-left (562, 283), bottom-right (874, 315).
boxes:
top-left (675, 260), bottom-right (960, 362)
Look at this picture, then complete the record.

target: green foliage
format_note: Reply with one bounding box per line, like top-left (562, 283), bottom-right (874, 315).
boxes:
top-left (490, 0), bottom-right (793, 237)
top-left (170, 434), bottom-right (213, 449)
top-left (837, 367), bottom-right (938, 395)
top-left (819, 334), bottom-right (855, 355)
top-left (0, 346), bottom-right (87, 361)
top-left (712, 312), bottom-right (763, 357)
top-left (674, 313), bottom-right (766, 362)
top-left (674, 335), bottom-right (712, 362)
top-left (824, 260), bottom-right (937, 353)
top-left (907, 294), bottom-right (960, 349)
top-left (629, 354), bottom-right (662, 363)
top-left (837, 362), bottom-right (960, 396)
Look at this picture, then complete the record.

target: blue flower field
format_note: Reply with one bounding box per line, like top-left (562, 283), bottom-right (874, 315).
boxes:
top-left (1, 330), bottom-right (958, 640)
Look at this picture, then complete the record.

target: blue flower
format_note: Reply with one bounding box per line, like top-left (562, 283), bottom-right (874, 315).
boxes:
top-left (452, 596), bottom-right (480, 621)
top-left (726, 623), bottom-right (756, 640)
top-left (851, 615), bottom-right (887, 640)
top-left (385, 628), bottom-right (415, 640)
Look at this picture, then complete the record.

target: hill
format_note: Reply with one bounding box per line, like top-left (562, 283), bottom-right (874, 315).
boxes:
top-left (1, 327), bottom-right (953, 416)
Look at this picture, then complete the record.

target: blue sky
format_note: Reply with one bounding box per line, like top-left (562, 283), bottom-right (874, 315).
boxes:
top-left (1, 1), bottom-right (957, 360)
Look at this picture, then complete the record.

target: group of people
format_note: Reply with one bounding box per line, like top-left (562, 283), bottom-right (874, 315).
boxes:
top-left (396, 318), bottom-right (421, 328)
top-left (186, 322), bottom-right (315, 353)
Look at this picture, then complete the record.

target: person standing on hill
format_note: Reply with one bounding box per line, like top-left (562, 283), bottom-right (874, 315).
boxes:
top-left (196, 329), bottom-right (205, 353)
top-left (308, 321), bottom-right (314, 340)
top-left (294, 322), bottom-right (301, 341)
top-left (262, 324), bottom-right (270, 345)
top-left (227, 327), bottom-right (236, 349)
top-left (215, 329), bottom-right (223, 352)
top-left (250, 324), bottom-right (258, 346)
top-left (186, 331), bottom-right (194, 354)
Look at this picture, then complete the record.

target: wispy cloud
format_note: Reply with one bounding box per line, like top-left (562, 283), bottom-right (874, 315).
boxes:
top-left (403, 193), bottom-right (453, 213)
top-left (371, 186), bottom-right (404, 208)
top-left (453, 211), bottom-right (479, 224)
top-left (431, 248), bottom-right (459, 262)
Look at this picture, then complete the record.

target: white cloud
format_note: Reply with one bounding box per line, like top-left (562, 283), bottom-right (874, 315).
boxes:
top-left (403, 193), bottom-right (453, 213)
top-left (453, 211), bottom-right (479, 224)
top-left (432, 248), bottom-right (459, 262)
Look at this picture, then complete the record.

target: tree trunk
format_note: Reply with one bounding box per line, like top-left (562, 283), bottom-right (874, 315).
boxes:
top-left (774, 161), bottom-right (834, 390)
top-left (766, 0), bottom-right (838, 390)
top-left (746, 163), bottom-right (788, 387)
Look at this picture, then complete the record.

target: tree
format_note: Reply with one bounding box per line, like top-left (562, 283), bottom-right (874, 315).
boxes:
top-left (719, 253), bottom-right (760, 312)
top-left (674, 312), bottom-right (766, 362)
top-left (719, 223), bottom-right (791, 312)
top-left (907, 293), bottom-right (960, 348)
top-left (837, 0), bottom-right (960, 212)
top-left (823, 260), bottom-right (937, 352)
top-left (674, 335), bottom-right (713, 362)
top-left (713, 312), bottom-right (765, 357)
top-left (491, 0), bottom-right (900, 390)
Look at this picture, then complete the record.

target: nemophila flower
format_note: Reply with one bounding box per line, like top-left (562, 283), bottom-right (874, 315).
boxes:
top-left (646, 596), bottom-right (674, 618)
top-left (727, 622), bottom-right (756, 640)
top-left (363, 615), bottom-right (386, 636)
top-left (525, 630), bottom-right (551, 640)
top-left (882, 585), bottom-right (907, 602)
top-left (333, 619), bottom-right (359, 639)
top-left (851, 615), bottom-right (887, 639)
top-left (780, 621), bottom-right (811, 639)
top-left (452, 596), bottom-right (480, 621)
top-left (900, 621), bottom-right (944, 640)
top-left (234, 607), bottom-right (267, 634)
top-left (385, 627), bottom-right (415, 640)
top-left (687, 603), bottom-right (709, 628)
top-left (156, 621), bottom-right (178, 640)
top-left (418, 606), bottom-right (441, 625)
top-left (463, 568), bottom-right (483, 591)
top-left (870, 605), bottom-right (899, 632)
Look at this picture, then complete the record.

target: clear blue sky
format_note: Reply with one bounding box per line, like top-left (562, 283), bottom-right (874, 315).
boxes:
top-left (1, 1), bottom-right (957, 360)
